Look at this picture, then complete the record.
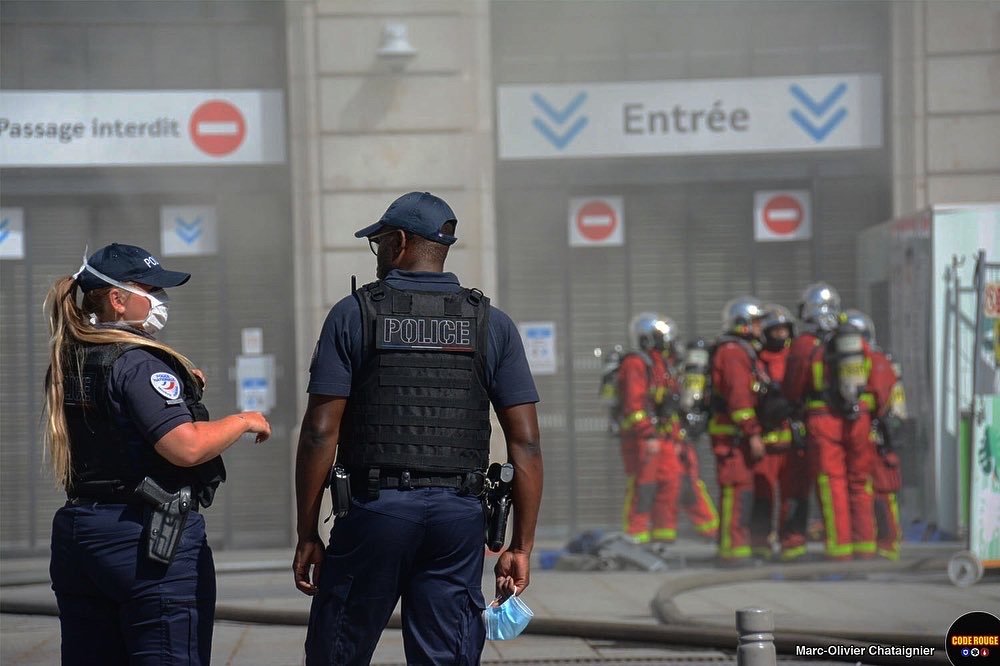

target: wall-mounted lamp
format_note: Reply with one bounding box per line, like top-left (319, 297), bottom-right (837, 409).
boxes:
top-left (376, 22), bottom-right (417, 68)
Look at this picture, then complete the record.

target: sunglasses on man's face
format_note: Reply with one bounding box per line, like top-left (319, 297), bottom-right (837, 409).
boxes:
top-left (368, 230), bottom-right (400, 256)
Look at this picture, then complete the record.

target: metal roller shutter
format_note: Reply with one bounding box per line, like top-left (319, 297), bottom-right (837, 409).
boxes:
top-left (135, 192), bottom-right (294, 549)
top-left (210, 192), bottom-right (293, 548)
top-left (1, 195), bottom-right (294, 554)
top-left (15, 206), bottom-right (91, 553)
top-left (0, 243), bottom-right (32, 552)
top-left (498, 177), bottom-right (887, 537)
top-left (568, 216), bottom-right (629, 532)
top-left (498, 187), bottom-right (575, 536)
top-left (627, 188), bottom-right (689, 331)
top-left (815, 176), bottom-right (886, 309)
top-left (686, 186), bottom-right (755, 340)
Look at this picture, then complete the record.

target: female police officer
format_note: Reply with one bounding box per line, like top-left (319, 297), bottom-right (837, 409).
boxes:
top-left (43, 243), bottom-right (271, 665)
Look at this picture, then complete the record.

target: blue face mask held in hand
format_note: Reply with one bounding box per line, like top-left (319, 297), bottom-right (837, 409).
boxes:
top-left (483, 587), bottom-right (533, 640)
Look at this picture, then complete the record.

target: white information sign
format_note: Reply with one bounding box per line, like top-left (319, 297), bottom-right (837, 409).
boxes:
top-left (0, 208), bottom-right (25, 260)
top-left (498, 73), bottom-right (882, 160)
top-left (236, 354), bottom-right (275, 414)
top-left (0, 90), bottom-right (286, 166)
top-left (569, 196), bottom-right (624, 247)
top-left (160, 205), bottom-right (218, 257)
top-left (519, 321), bottom-right (557, 376)
top-left (242, 327), bottom-right (264, 356)
top-left (753, 190), bottom-right (812, 242)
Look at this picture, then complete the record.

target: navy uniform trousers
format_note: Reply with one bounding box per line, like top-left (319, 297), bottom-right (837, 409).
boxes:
top-left (305, 487), bottom-right (488, 666)
top-left (50, 501), bottom-right (216, 665)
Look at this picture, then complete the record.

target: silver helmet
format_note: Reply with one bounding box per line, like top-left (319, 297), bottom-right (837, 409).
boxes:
top-left (762, 303), bottom-right (795, 335)
top-left (630, 312), bottom-right (671, 351)
top-left (843, 308), bottom-right (875, 344)
top-left (799, 282), bottom-right (841, 332)
top-left (721, 296), bottom-right (764, 336)
top-left (660, 315), bottom-right (680, 354)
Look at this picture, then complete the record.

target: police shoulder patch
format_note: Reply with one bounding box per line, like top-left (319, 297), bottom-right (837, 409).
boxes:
top-left (150, 372), bottom-right (182, 400)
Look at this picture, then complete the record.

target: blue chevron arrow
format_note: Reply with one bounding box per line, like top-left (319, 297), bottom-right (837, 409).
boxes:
top-left (532, 116), bottom-right (589, 150)
top-left (531, 92), bottom-right (588, 125)
top-left (530, 91), bottom-right (589, 149)
top-left (789, 83), bottom-right (847, 118)
top-left (175, 216), bottom-right (203, 244)
top-left (790, 107), bottom-right (848, 142)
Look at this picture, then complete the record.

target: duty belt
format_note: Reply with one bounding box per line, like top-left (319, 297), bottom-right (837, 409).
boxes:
top-left (67, 482), bottom-right (201, 512)
top-left (348, 468), bottom-right (485, 498)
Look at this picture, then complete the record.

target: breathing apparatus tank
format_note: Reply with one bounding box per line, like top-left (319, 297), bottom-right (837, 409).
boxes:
top-left (680, 338), bottom-right (712, 437)
top-left (828, 321), bottom-right (867, 420)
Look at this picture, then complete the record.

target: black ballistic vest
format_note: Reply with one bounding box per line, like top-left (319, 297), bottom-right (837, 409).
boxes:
top-left (62, 342), bottom-right (226, 507)
top-left (340, 281), bottom-right (492, 474)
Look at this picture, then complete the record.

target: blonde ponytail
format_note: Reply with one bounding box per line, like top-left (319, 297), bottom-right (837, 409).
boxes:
top-left (43, 276), bottom-right (196, 490)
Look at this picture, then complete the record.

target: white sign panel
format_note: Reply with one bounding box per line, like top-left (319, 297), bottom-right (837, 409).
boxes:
top-left (242, 327), bottom-right (264, 356)
top-left (160, 205), bottom-right (218, 256)
top-left (0, 208), bottom-right (25, 260)
top-left (519, 322), bottom-right (557, 376)
top-left (0, 90), bottom-right (286, 166)
top-left (569, 196), bottom-right (624, 247)
top-left (498, 74), bottom-right (882, 160)
top-left (753, 190), bottom-right (812, 242)
top-left (236, 354), bottom-right (275, 414)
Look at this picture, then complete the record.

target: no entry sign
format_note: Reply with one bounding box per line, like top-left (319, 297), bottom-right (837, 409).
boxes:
top-left (0, 90), bottom-right (285, 166)
top-left (569, 196), bottom-right (624, 247)
top-left (189, 100), bottom-right (246, 156)
top-left (754, 190), bottom-right (811, 242)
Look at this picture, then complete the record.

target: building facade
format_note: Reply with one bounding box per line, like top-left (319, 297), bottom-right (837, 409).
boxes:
top-left (1, 0), bottom-right (997, 552)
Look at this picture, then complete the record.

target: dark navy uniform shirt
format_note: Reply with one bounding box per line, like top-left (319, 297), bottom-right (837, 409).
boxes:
top-left (107, 348), bottom-right (193, 447)
top-left (308, 270), bottom-right (539, 409)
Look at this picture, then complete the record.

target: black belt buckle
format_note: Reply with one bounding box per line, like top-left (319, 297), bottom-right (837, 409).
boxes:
top-left (399, 470), bottom-right (412, 490)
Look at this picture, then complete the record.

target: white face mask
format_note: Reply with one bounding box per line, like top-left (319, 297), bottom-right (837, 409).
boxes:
top-left (74, 256), bottom-right (170, 335)
top-left (120, 284), bottom-right (169, 335)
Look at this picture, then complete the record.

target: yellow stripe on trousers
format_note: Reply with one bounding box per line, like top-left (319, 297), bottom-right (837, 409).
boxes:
top-left (622, 477), bottom-right (635, 533)
top-left (816, 473), bottom-right (853, 557)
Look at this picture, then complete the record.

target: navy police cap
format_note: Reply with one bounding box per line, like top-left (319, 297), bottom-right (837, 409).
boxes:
top-left (76, 243), bottom-right (191, 292)
top-left (354, 192), bottom-right (458, 246)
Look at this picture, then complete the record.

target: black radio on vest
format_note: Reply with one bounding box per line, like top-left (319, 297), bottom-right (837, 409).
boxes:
top-left (339, 280), bottom-right (493, 476)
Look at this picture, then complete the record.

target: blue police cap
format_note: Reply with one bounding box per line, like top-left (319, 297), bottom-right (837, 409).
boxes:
top-left (354, 192), bottom-right (458, 246)
top-left (76, 243), bottom-right (191, 293)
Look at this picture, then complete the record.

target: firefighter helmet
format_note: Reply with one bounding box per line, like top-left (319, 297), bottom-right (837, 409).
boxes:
top-left (798, 282), bottom-right (841, 332)
top-left (721, 296), bottom-right (764, 336)
top-left (630, 312), bottom-right (670, 351)
top-left (761, 303), bottom-right (795, 351)
top-left (660, 315), bottom-right (680, 355)
top-left (762, 304), bottom-right (795, 335)
top-left (843, 308), bottom-right (876, 345)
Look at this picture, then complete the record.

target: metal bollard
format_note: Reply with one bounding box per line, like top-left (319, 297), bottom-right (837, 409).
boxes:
top-left (736, 607), bottom-right (776, 666)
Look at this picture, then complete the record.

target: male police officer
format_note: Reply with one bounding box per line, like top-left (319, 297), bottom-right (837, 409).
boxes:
top-left (293, 192), bottom-right (543, 665)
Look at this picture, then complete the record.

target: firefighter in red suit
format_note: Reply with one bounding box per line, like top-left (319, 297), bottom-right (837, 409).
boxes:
top-left (783, 284), bottom-right (893, 560)
top-left (709, 297), bottom-right (767, 565)
top-left (845, 309), bottom-right (904, 560)
top-left (659, 322), bottom-right (719, 543)
top-left (617, 313), bottom-right (674, 543)
top-left (750, 304), bottom-right (810, 561)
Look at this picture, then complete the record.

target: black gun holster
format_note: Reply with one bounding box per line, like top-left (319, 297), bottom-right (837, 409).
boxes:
top-left (134, 476), bottom-right (193, 566)
top-left (329, 466), bottom-right (352, 519)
